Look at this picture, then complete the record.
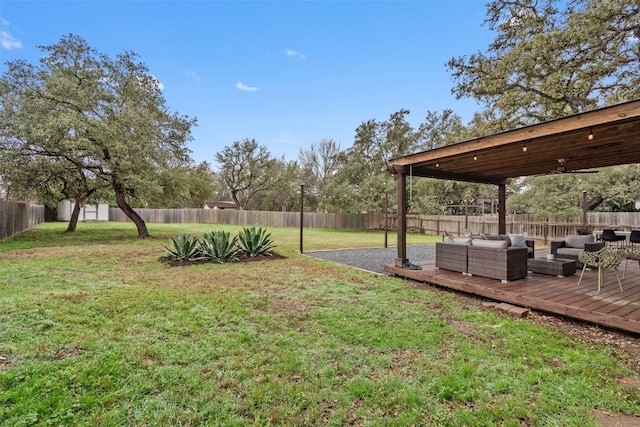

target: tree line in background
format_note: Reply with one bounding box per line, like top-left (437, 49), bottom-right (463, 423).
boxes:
top-left (1, 0), bottom-right (639, 237)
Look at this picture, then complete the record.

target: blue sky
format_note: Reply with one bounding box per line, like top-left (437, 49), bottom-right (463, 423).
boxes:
top-left (1, 1), bottom-right (493, 165)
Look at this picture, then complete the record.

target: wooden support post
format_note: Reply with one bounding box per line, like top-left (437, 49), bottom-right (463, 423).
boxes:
top-left (582, 190), bottom-right (588, 229)
top-left (394, 166), bottom-right (408, 267)
top-left (464, 196), bottom-right (469, 230)
top-left (498, 184), bottom-right (506, 235)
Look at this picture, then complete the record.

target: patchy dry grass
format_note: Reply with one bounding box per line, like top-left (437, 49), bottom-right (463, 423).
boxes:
top-left (0, 222), bottom-right (638, 426)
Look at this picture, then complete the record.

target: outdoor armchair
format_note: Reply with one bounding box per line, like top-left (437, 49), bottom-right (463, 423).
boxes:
top-left (551, 235), bottom-right (604, 269)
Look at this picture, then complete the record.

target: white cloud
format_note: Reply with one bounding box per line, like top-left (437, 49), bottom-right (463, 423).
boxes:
top-left (1, 25), bottom-right (22, 50)
top-left (235, 81), bottom-right (258, 92)
top-left (185, 70), bottom-right (201, 83)
top-left (286, 48), bottom-right (306, 60)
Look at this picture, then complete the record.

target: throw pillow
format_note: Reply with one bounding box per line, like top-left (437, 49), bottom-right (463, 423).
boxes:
top-left (509, 233), bottom-right (527, 247)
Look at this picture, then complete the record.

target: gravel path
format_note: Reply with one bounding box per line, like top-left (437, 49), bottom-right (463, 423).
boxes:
top-left (305, 245), bottom-right (435, 274)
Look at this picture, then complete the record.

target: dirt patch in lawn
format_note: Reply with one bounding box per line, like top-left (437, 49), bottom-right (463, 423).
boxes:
top-left (594, 409), bottom-right (640, 426)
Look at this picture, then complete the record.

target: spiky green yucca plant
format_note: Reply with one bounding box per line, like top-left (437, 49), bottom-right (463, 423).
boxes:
top-left (237, 226), bottom-right (276, 257)
top-left (164, 233), bottom-right (203, 261)
top-left (199, 230), bottom-right (240, 263)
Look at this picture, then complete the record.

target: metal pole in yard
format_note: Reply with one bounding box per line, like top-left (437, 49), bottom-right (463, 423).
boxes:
top-left (384, 190), bottom-right (388, 248)
top-left (299, 184), bottom-right (304, 253)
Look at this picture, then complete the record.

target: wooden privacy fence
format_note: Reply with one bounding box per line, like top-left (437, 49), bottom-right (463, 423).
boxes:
top-left (395, 213), bottom-right (640, 241)
top-left (109, 208), bottom-right (385, 230)
top-left (108, 207), bottom-right (640, 241)
top-left (0, 200), bottom-right (45, 242)
top-left (4, 202), bottom-right (637, 242)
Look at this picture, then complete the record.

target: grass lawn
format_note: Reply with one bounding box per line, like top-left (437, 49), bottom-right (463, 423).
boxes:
top-left (0, 222), bottom-right (638, 426)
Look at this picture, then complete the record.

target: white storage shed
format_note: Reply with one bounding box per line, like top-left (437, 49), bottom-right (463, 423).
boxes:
top-left (57, 200), bottom-right (109, 222)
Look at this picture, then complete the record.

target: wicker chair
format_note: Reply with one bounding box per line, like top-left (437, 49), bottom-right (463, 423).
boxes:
top-left (577, 248), bottom-right (624, 293)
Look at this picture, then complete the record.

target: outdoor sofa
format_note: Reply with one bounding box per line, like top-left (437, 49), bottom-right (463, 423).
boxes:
top-left (435, 241), bottom-right (469, 274)
top-left (550, 234), bottom-right (605, 269)
top-left (435, 233), bottom-right (531, 282)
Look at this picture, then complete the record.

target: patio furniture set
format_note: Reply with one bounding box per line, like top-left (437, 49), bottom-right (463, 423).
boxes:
top-left (435, 233), bottom-right (533, 283)
top-left (436, 230), bottom-right (640, 293)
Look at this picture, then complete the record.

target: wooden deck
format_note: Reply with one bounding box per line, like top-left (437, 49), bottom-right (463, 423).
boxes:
top-left (385, 250), bottom-right (640, 335)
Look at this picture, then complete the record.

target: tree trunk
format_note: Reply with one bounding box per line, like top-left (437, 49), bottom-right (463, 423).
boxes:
top-left (230, 190), bottom-right (242, 209)
top-left (65, 197), bottom-right (83, 232)
top-left (113, 181), bottom-right (149, 238)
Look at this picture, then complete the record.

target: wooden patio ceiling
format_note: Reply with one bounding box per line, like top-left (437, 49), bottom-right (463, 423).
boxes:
top-left (387, 100), bottom-right (640, 185)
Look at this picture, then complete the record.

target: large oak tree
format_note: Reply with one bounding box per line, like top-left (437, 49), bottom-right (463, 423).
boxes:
top-left (0, 34), bottom-right (196, 237)
top-left (447, 0), bottom-right (640, 215)
top-left (447, 0), bottom-right (640, 125)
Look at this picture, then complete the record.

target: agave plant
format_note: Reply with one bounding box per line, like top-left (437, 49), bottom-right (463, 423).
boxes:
top-left (164, 233), bottom-right (203, 261)
top-left (237, 226), bottom-right (276, 257)
top-left (199, 230), bottom-right (240, 263)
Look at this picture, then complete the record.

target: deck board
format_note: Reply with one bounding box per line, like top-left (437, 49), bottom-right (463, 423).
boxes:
top-left (384, 251), bottom-right (640, 335)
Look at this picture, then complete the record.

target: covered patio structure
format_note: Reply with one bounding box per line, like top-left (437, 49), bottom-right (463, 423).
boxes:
top-left (385, 100), bottom-right (640, 334)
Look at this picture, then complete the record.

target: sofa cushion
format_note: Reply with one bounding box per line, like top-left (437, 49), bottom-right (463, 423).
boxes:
top-left (509, 233), bottom-right (526, 247)
top-left (452, 237), bottom-right (473, 246)
top-left (444, 235), bottom-right (473, 245)
top-left (565, 234), bottom-right (594, 249)
top-left (483, 234), bottom-right (503, 241)
top-left (557, 247), bottom-right (582, 257)
top-left (471, 239), bottom-right (509, 249)
top-left (498, 234), bottom-right (512, 246)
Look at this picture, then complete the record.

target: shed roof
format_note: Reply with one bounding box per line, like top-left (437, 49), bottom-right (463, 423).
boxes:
top-left (387, 99), bottom-right (640, 185)
top-left (203, 200), bottom-right (237, 209)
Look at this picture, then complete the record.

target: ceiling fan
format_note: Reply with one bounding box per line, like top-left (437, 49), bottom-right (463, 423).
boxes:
top-left (550, 158), bottom-right (599, 174)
